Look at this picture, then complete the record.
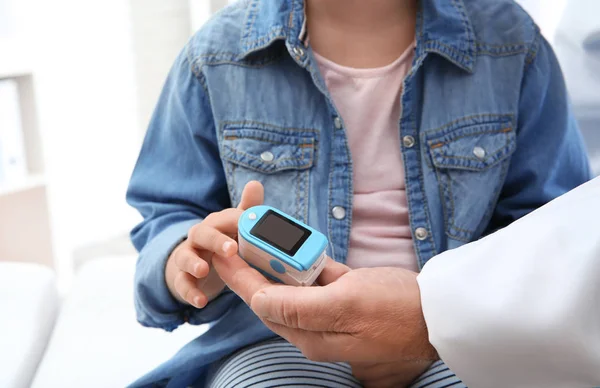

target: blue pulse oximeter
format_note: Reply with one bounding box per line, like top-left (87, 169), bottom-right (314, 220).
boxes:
top-left (238, 205), bottom-right (328, 286)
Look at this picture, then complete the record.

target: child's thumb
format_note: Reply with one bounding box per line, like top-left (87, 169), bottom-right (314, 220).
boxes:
top-left (238, 180), bottom-right (264, 210)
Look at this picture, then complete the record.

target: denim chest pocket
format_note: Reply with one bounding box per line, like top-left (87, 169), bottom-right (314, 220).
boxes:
top-left (424, 116), bottom-right (516, 242)
top-left (220, 124), bottom-right (316, 223)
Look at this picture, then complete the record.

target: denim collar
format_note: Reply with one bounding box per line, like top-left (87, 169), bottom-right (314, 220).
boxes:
top-left (240, 0), bottom-right (476, 73)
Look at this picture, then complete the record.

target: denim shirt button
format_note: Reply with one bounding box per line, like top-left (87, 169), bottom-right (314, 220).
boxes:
top-left (292, 46), bottom-right (305, 58)
top-left (415, 227), bottom-right (429, 240)
top-left (473, 146), bottom-right (486, 160)
top-left (403, 135), bottom-right (415, 148)
top-left (260, 151), bottom-right (274, 162)
top-left (334, 116), bottom-right (343, 129)
top-left (332, 206), bottom-right (346, 220)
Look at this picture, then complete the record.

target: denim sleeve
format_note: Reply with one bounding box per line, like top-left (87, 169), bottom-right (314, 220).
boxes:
top-left (126, 44), bottom-right (234, 331)
top-left (486, 33), bottom-right (592, 232)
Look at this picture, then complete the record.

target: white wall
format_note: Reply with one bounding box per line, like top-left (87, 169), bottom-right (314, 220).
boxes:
top-left (130, 0), bottom-right (192, 136)
top-left (23, 0), bottom-right (141, 290)
top-left (4, 0), bottom-right (217, 291)
top-left (516, 0), bottom-right (569, 42)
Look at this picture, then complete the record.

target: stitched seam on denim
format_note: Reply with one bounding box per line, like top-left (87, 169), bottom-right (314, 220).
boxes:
top-left (447, 229), bottom-right (472, 243)
top-left (409, 60), bottom-right (438, 261)
top-left (426, 126), bottom-right (515, 170)
top-left (288, 0), bottom-right (296, 30)
top-left (434, 165), bottom-right (451, 244)
top-left (475, 42), bottom-right (528, 49)
top-left (198, 52), bottom-right (282, 64)
top-left (223, 135), bottom-right (314, 146)
top-left (231, 163), bottom-right (238, 206)
top-left (222, 129), bottom-right (318, 165)
top-left (245, 28), bottom-right (287, 52)
top-left (476, 49), bottom-right (529, 58)
top-left (437, 146), bottom-right (508, 163)
top-left (224, 157), bottom-right (312, 177)
top-left (216, 116), bottom-right (234, 206)
top-left (452, 223), bottom-right (476, 234)
top-left (344, 124), bottom-right (354, 265)
top-left (222, 136), bottom-right (314, 146)
top-left (224, 147), bottom-right (310, 166)
top-left (525, 25), bottom-right (541, 68)
top-left (298, 169), bottom-right (304, 222)
top-left (424, 114), bottom-right (514, 136)
top-left (327, 131), bottom-right (336, 262)
top-left (186, 44), bottom-right (210, 93)
top-left (223, 147), bottom-right (311, 167)
top-left (199, 58), bottom-right (283, 70)
top-left (303, 168), bottom-right (309, 224)
top-left (407, 70), bottom-right (438, 260)
top-left (293, 165), bottom-right (299, 220)
top-left (415, 6), bottom-right (426, 65)
top-left (433, 157), bottom-right (510, 172)
top-left (226, 150), bottom-right (307, 164)
top-left (194, 50), bottom-right (283, 62)
top-left (431, 139), bottom-right (512, 162)
top-left (477, 158), bottom-right (512, 237)
top-left (328, 110), bottom-right (352, 264)
top-left (446, 171), bottom-right (462, 235)
top-left (432, 136), bottom-right (515, 171)
top-left (241, 0), bottom-right (259, 47)
top-left (239, 0), bottom-right (294, 56)
top-left (223, 121), bottom-right (320, 134)
top-left (446, 154), bottom-right (514, 240)
top-left (423, 139), bottom-right (435, 170)
top-left (453, 0), bottom-right (475, 52)
top-left (419, 162), bottom-right (440, 254)
top-left (296, 167), bottom-right (301, 221)
top-left (427, 127), bottom-right (514, 145)
top-left (424, 42), bottom-right (471, 64)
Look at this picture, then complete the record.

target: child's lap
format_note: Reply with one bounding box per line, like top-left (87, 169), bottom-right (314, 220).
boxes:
top-left (204, 338), bottom-right (466, 388)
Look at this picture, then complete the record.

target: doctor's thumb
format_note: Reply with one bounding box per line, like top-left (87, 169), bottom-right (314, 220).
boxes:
top-left (250, 286), bottom-right (338, 332)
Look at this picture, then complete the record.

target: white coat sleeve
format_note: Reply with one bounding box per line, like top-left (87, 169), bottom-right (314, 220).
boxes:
top-left (417, 177), bottom-right (600, 388)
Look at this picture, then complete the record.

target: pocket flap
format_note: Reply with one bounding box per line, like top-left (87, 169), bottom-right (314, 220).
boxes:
top-left (221, 127), bottom-right (315, 174)
top-left (425, 118), bottom-right (516, 171)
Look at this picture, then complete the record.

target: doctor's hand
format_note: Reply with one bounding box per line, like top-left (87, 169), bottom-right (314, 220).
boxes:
top-left (212, 253), bottom-right (439, 385)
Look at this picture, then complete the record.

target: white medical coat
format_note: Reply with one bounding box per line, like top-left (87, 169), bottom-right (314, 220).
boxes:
top-left (418, 177), bottom-right (600, 387)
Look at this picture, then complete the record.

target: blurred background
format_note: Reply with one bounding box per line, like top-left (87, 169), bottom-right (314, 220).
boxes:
top-left (0, 0), bottom-right (598, 387)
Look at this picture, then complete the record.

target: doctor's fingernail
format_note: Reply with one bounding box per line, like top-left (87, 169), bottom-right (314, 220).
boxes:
top-left (222, 241), bottom-right (234, 253)
top-left (251, 292), bottom-right (268, 317)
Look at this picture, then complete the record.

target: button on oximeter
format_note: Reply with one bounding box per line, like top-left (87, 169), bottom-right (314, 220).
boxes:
top-left (269, 259), bottom-right (286, 274)
top-left (248, 212), bottom-right (257, 220)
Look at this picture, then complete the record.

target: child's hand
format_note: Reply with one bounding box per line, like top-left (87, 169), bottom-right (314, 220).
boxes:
top-left (165, 181), bottom-right (264, 308)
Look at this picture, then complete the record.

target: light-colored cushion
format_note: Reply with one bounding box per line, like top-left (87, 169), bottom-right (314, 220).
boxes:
top-left (31, 255), bottom-right (206, 388)
top-left (0, 262), bottom-right (59, 388)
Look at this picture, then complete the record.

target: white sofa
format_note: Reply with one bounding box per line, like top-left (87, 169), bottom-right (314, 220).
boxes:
top-left (0, 256), bottom-right (206, 388)
top-left (0, 263), bottom-right (59, 388)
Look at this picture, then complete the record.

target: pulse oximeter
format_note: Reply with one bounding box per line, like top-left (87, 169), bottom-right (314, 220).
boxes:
top-left (238, 205), bottom-right (328, 286)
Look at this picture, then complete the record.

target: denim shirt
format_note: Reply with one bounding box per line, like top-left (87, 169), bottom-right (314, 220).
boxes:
top-left (125, 0), bottom-right (591, 386)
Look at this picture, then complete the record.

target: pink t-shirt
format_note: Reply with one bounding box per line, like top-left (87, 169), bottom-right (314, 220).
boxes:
top-left (314, 44), bottom-right (419, 271)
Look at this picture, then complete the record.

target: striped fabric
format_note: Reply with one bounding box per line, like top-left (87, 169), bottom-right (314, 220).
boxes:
top-left (204, 339), bottom-right (465, 388)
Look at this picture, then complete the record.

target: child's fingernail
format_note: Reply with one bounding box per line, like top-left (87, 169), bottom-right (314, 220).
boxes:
top-left (194, 296), bottom-right (202, 307)
top-left (194, 263), bottom-right (201, 274)
top-left (222, 241), bottom-right (234, 253)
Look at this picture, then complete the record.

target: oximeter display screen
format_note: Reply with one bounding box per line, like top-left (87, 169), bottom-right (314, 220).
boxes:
top-left (250, 210), bottom-right (311, 256)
